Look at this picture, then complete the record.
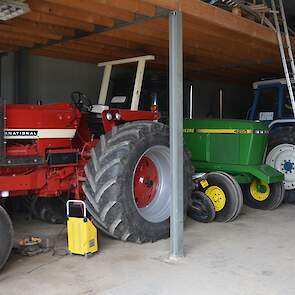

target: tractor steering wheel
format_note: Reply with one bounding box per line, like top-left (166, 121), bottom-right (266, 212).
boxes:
top-left (71, 91), bottom-right (93, 112)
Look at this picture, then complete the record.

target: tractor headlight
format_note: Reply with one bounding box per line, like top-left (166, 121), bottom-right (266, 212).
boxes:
top-left (115, 113), bottom-right (121, 120)
top-left (106, 112), bottom-right (113, 120)
top-left (254, 130), bottom-right (268, 134)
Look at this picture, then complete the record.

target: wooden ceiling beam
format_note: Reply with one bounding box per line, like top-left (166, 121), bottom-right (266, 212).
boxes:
top-left (141, 0), bottom-right (178, 10)
top-left (27, 0), bottom-right (114, 27)
top-left (180, 0), bottom-right (277, 46)
top-left (34, 46), bottom-right (102, 61)
top-left (0, 38), bottom-right (34, 48)
top-left (31, 48), bottom-right (98, 63)
top-left (45, 0), bottom-right (135, 22)
top-left (103, 29), bottom-right (168, 48)
top-left (59, 42), bottom-right (144, 59)
top-left (0, 31), bottom-right (48, 45)
top-left (80, 36), bottom-right (142, 51)
top-left (183, 16), bottom-right (278, 52)
top-left (143, 0), bottom-right (278, 47)
top-left (133, 17), bottom-right (279, 60)
top-left (21, 11), bottom-right (95, 32)
top-left (0, 23), bottom-right (62, 40)
top-left (95, 0), bottom-right (156, 17)
top-left (0, 43), bottom-right (18, 51)
top-left (10, 19), bottom-right (75, 37)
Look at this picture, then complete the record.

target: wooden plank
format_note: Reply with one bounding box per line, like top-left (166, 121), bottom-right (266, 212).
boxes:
top-left (142, 0), bottom-right (178, 10)
top-left (143, 0), bottom-right (277, 46)
top-left (27, 0), bottom-right (114, 27)
top-left (0, 38), bottom-right (34, 48)
top-left (180, 0), bottom-right (277, 45)
top-left (96, 0), bottom-right (156, 17)
top-left (183, 16), bottom-right (278, 51)
top-left (0, 31), bottom-right (48, 45)
top-left (0, 43), bottom-right (18, 51)
top-left (123, 17), bottom-right (279, 64)
top-left (10, 19), bottom-right (75, 37)
top-left (80, 35), bottom-right (142, 50)
top-left (31, 48), bottom-right (98, 63)
top-left (103, 29), bottom-right (168, 48)
top-left (0, 23), bottom-right (62, 40)
top-left (21, 11), bottom-right (95, 32)
top-left (45, 0), bottom-right (135, 22)
top-left (61, 41), bottom-right (143, 58)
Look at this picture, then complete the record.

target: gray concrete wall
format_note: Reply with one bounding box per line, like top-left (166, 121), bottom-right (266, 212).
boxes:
top-left (18, 54), bottom-right (103, 104)
top-left (0, 52), bottom-right (253, 120)
top-left (1, 53), bottom-right (16, 103)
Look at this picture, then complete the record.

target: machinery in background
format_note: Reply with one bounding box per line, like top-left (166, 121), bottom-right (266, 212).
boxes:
top-left (184, 119), bottom-right (285, 221)
top-left (0, 55), bottom-right (193, 271)
top-left (188, 173), bottom-right (216, 223)
top-left (248, 78), bottom-right (295, 203)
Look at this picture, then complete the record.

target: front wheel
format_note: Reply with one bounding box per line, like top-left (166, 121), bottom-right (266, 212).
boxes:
top-left (203, 172), bottom-right (243, 222)
top-left (83, 121), bottom-right (193, 243)
top-left (243, 180), bottom-right (285, 210)
top-left (0, 206), bottom-right (14, 271)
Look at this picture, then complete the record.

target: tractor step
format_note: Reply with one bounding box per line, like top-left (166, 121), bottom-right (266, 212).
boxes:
top-left (0, 156), bottom-right (43, 166)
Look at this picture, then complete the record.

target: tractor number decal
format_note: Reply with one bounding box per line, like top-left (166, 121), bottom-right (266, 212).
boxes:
top-left (195, 129), bottom-right (253, 134)
top-left (183, 128), bottom-right (195, 133)
top-left (184, 128), bottom-right (267, 135)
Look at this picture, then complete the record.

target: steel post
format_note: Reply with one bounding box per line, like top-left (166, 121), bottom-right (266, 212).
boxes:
top-left (169, 10), bottom-right (184, 258)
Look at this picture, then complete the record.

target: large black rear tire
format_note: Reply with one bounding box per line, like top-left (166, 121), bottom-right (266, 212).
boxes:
top-left (0, 206), bottom-right (13, 271)
top-left (267, 126), bottom-right (295, 203)
top-left (83, 121), bottom-right (193, 243)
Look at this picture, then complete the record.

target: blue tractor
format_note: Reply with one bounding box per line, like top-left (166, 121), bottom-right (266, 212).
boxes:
top-left (248, 78), bottom-right (295, 203)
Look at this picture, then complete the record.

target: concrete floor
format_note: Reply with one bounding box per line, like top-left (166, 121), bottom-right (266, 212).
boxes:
top-left (1, 204), bottom-right (295, 295)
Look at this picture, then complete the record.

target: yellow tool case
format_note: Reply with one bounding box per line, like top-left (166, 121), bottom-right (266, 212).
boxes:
top-left (66, 200), bottom-right (98, 256)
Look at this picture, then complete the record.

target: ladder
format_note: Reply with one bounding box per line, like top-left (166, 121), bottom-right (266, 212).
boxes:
top-left (270, 0), bottom-right (295, 117)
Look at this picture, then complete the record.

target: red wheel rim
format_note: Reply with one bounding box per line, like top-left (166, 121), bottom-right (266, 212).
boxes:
top-left (133, 156), bottom-right (159, 208)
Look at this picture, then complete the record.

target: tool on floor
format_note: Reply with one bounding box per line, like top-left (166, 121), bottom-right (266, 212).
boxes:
top-left (66, 200), bottom-right (98, 256)
top-left (16, 236), bottom-right (45, 256)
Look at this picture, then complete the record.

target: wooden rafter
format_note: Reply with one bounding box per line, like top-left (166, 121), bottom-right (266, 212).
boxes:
top-left (0, 0), bottom-right (288, 81)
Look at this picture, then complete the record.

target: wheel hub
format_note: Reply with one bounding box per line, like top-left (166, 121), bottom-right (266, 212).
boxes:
top-left (132, 145), bottom-right (171, 223)
top-left (250, 180), bottom-right (270, 202)
top-left (283, 160), bottom-right (294, 173)
top-left (205, 185), bottom-right (226, 212)
top-left (134, 156), bottom-right (159, 208)
top-left (266, 144), bottom-right (295, 190)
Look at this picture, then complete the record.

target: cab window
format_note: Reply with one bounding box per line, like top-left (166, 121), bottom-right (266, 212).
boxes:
top-left (254, 87), bottom-right (278, 120)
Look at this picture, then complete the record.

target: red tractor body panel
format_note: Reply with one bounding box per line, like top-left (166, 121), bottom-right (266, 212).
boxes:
top-left (0, 103), bottom-right (160, 199)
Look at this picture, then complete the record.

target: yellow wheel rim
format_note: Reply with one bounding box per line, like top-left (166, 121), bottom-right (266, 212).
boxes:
top-left (250, 180), bottom-right (270, 202)
top-left (205, 185), bottom-right (226, 212)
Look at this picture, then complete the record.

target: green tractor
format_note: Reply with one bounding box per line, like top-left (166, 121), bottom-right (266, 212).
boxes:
top-left (184, 119), bottom-right (285, 222)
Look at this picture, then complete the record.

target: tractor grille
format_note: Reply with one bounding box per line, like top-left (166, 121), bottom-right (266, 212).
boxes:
top-left (0, 98), bottom-right (5, 162)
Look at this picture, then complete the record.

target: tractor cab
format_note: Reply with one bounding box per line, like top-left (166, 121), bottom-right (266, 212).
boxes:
top-left (71, 55), bottom-right (160, 136)
top-left (73, 55), bottom-right (156, 115)
top-left (248, 78), bottom-right (294, 122)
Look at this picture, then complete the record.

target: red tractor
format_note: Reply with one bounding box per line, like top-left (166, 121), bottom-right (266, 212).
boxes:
top-left (0, 56), bottom-right (192, 270)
